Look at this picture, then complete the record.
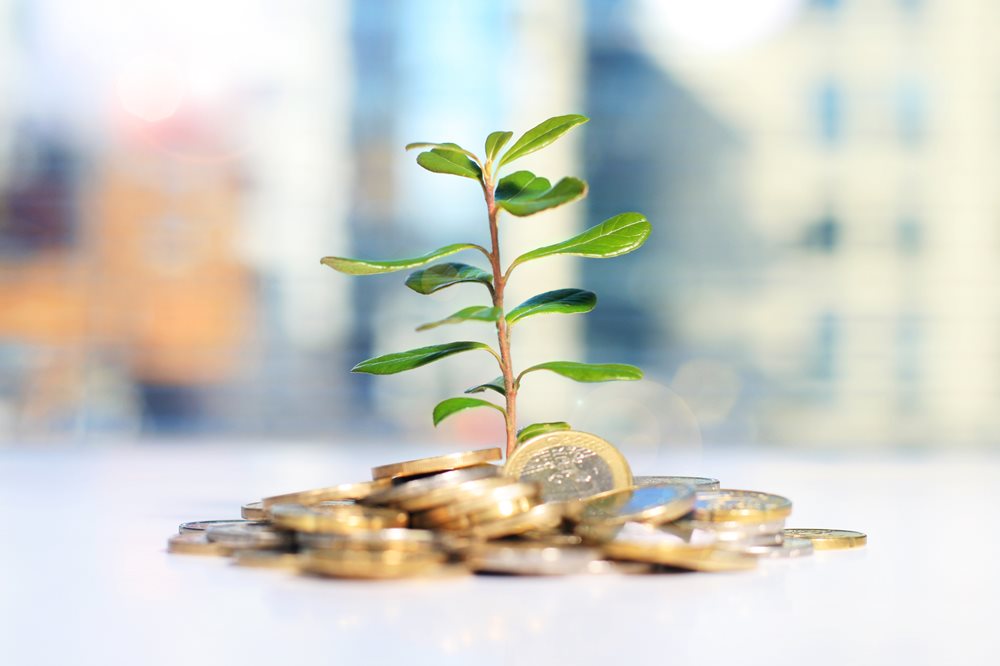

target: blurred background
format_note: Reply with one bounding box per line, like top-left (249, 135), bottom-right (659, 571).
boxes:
top-left (1, 0), bottom-right (997, 453)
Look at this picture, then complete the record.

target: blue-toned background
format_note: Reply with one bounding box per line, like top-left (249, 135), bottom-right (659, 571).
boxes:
top-left (2, 0), bottom-right (995, 452)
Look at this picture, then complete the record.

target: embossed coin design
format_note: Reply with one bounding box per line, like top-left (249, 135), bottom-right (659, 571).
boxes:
top-left (693, 489), bottom-right (792, 523)
top-left (503, 430), bottom-right (632, 502)
top-left (372, 448), bottom-right (502, 481)
top-left (782, 528), bottom-right (867, 550)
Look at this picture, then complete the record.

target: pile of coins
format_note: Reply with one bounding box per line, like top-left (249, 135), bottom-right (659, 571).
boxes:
top-left (168, 431), bottom-right (866, 578)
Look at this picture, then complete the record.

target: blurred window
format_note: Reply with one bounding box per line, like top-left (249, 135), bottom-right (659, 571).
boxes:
top-left (895, 79), bottom-right (926, 147)
top-left (816, 79), bottom-right (844, 145)
top-left (897, 215), bottom-right (921, 254)
top-left (804, 213), bottom-right (840, 252)
top-left (812, 0), bottom-right (843, 12)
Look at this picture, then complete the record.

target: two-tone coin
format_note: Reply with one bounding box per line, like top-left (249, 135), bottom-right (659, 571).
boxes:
top-left (573, 483), bottom-right (696, 526)
top-left (504, 431), bottom-right (632, 502)
top-left (633, 476), bottom-right (720, 490)
top-left (692, 489), bottom-right (792, 523)
top-left (783, 528), bottom-right (866, 550)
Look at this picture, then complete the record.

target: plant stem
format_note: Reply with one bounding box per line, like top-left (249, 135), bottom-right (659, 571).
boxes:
top-left (482, 169), bottom-right (518, 457)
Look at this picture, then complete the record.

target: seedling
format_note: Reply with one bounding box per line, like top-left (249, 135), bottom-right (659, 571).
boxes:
top-left (322, 115), bottom-right (650, 457)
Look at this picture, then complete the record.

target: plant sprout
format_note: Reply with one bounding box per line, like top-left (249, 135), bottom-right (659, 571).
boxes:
top-left (322, 115), bottom-right (651, 457)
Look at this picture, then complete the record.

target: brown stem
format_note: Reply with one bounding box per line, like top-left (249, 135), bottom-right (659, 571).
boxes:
top-left (482, 169), bottom-right (518, 457)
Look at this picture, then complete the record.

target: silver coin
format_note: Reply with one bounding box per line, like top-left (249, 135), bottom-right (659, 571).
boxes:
top-left (179, 519), bottom-right (263, 534)
top-left (633, 476), bottom-right (720, 490)
top-left (363, 464), bottom-right (500, 507)
top-left (740, 537), bottom-right (814, 559)
top-left (575, 483), bottom-right (696, 527)
top-left (466, 544), bottom-right (605, 576)
top-left (206, 523), bottom-right (293, 550)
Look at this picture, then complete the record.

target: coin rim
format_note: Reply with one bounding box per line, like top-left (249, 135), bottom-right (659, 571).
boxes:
top-left (372, 448), bottom-right (502, 481)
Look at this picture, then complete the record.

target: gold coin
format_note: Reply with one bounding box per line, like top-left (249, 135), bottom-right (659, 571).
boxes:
top-left (261, 479), bottom-right (390, 509)
top-left (503, 430), bottom-right (632, 502)
top-left (232, 551), bottom-right (304, 570)
top-left (298, 528), bottom-right (439, 553)
top-left (241, 501), bottom-right (269, 520)
top-left (363, 465), bottom-right (500, 507)
top-left (692, 489), bottom-right (792, 524)
top-left (457, 503), bottom-right (565, 540)
top-left (433, 496), bottom-right (538, 532)
top-left (783, 528), bottom-right (867, 550)
top-left (464, 543), bottom-right (605, 576)
top-left (603, 541), bottom-right (758, 572)
top-left (573, 483), bottom-right (696, 527)
top-left (412, 482), bottom-right (539, 528)
top-left (301, 549), bottom-right (450, 579)
top-left (270, 503), bottom-right (407, 534)
top-left (372, 448), bottom-right (502, 481)
top-left (633, 476), bottom-right (720, 490)
top-left (167, 533), bottom-right (235, 556)
top-left (395, 476), bottom-right (515, 513)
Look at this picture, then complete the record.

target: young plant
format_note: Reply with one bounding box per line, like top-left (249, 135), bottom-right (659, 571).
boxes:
top-left (322, 114), bottom-right (650, 457)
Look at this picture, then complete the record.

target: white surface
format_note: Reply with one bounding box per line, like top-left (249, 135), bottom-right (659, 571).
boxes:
top-left (2, 443), bottom-right (999, 666)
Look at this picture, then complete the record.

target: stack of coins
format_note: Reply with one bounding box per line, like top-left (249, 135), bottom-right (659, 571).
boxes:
top-left (168, 431), bottom-right (867, 578)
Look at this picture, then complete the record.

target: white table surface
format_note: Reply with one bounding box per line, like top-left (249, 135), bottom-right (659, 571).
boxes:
top-left (2, 442), bottom-right (998, 666)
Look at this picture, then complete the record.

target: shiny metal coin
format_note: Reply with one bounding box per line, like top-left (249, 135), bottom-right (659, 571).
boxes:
top-left (167, 533), bottom-right (234, 556)
top-left (783, 528), bottom-right (867, 550)
top-left (261, 479), bottom-right (390, 509)
top-left (179, 519), bottom-right (263, 534)
top-left (693, 489), bottom-right (792, 523)
top-left (633, 476), bottom-right (720, 490)
top-left (205, 523), bottom-right (293, 550)
top-left (241, 502), bottom-right (269, 520)
top-left (372, 448), bottom-right (502, 481)
top-left (739, 537), bottom-right (814, 559)
top-left (301, 549), bottom-right (450, 579)
top-left (573, 483), bottom-right (696, 527)
top-left (503, 431), bottom-right (632, 502)
top-left (270, 503), bottom-right (407, 534)
top-left (232, 551), bottom-right (304, 570)
top-left (466, 543), bottom-right (606, 576)
top-left (456, 503), bottom-right (564, 540)
top-left (604, 541), bottom-right (758, 572)
top-left (363, 464), bottom-right (500, 507)
top-left (297, 528), bottom-right (439, 553)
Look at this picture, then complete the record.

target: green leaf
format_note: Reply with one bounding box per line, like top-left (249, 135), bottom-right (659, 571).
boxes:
top-left (352, 341), bottom-right (494, 375)
top-left (506, 289), bottom-right (596, 324)
top-left (415, 143), bottom-right (482, 179)
top-left (416, 306), bottom-right (501, 331)
top-left (498, 114), bottom-right (589, 167)
top-left (517, 361), bottom-right (643, 386)
top-left (321, 243), bottom-right (483, 276)
top-left (509, 212), bottom-right (650, 271)
top-left (405, 142), bottom-right (480, 162)
top-left (517, 421), bottom-right (572, 443)
top-left (484, 131), bottom-right (513, 162)
top-left (432, 397), bottom-right (505, 426)
top-left (405, 263), bottom-right (493, 295)
top-left (464, 376), bottom-right (507, 397)
top-left (495, 171), bottom-right (587, 217)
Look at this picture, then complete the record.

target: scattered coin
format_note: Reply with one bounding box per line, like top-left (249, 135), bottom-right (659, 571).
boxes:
top-left (271, 503), bottom-right (407, 534)
top-left (261, 479), bottom-right (390, 509)
top-left (206, 523), bottom-right (293, 550)
top-left (503, 430), bottom-right (632, 502)
top-left (739, 537), bottom-right (814, 559)
top-left (604, 541), bottom-right (758, 572)
top-left (169, 442), bottom-right (864, 581)
top-left (633, 476), bottom-right (720, 490)
top-left (783, 528), bottom-right (867, 550)
top-left (301, 549), bottom-right (450, 580)
top-left (372, 448), bottom-right (502, 481)
top-left (466, 543), bottom-right (606, 576)
top-left (574, 483), bottom-right (696, 527)
top-left (692, 489), bottom-right (793, 523)
top-left (167, 533), bottom-right (235, 556)
top-left (241, 502), bottom-right (269, 520)
top-left (179, 519), bottom-right (263, 534)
